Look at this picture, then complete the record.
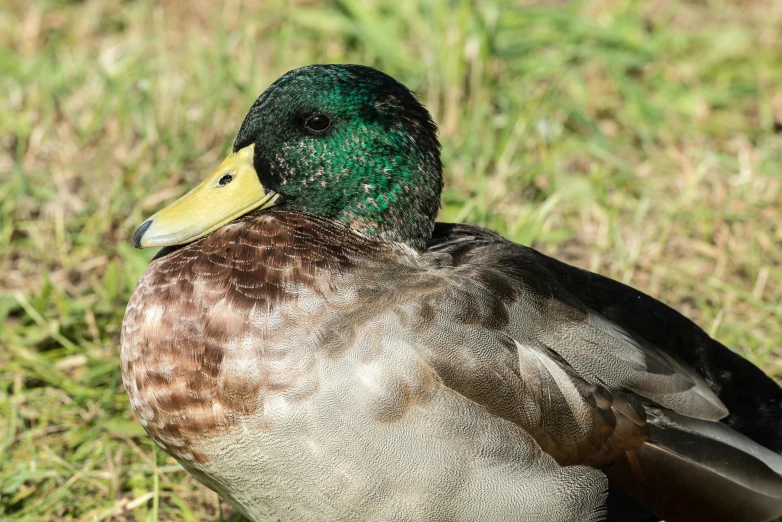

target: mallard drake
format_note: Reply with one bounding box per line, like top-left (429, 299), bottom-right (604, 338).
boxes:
top-left (121, 65), bottom-right (782, 522)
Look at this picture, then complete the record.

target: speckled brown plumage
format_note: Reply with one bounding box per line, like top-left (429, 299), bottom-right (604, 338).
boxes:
top-left (122, 211), bottom-right (396, 462)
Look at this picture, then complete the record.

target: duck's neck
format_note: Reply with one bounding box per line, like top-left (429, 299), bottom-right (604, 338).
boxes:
top-left (285, 153), bottom-right (443, 251)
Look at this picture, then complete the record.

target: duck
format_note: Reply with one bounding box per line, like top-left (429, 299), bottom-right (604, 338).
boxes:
top-left (121, 64), bottom-right (782, 522)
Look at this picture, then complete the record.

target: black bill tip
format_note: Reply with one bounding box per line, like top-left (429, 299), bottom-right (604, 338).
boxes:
top-left (133, 220), bottom-right (153, 249)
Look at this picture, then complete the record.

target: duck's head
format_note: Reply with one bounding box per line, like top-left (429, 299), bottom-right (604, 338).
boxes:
top-left (133, 64), bottom-right (442, 251)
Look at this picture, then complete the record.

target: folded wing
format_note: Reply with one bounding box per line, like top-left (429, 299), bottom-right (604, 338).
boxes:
top-left (421, 222), bottom-right (782, 522)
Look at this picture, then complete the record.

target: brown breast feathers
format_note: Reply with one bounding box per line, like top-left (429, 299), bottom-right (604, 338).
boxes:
top-left (120, 211), bottom-right (398, 464)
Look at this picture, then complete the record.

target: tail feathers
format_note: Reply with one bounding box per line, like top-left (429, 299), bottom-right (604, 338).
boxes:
top-left (605, 408), bottom-right (782, 522)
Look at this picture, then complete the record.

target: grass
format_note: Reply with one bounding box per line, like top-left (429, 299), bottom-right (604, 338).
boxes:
top-left (1, 0), bottom-right (781, 519)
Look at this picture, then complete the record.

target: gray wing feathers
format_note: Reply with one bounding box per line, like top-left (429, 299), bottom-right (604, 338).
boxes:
top-left (519, 300), bottom-right (729, 420)
top-left (515, 339), bottom-right (594, 443)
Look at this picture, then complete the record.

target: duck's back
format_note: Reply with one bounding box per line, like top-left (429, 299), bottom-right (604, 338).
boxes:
top-left (427, 221), bottom-right (782, 521)
top-left (428, 221), bottom-right (782, 452)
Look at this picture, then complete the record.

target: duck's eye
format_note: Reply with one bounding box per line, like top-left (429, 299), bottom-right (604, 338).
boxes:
top-left (305, 114), bottom-right (331, 132)
top-left (219, 174), bottom-right (233, 186)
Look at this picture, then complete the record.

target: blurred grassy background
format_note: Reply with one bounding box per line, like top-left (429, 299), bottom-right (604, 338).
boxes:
top-left (1, 0), bottom-right (781, 520)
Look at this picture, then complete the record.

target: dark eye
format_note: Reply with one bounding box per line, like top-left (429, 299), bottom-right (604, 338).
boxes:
top-left (305, 114), bottom-right (331, 132)
top-left (219, 174), bottom-right (233, 186)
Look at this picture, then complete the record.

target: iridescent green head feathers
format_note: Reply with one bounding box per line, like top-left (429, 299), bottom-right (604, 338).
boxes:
top-left (233, 65), bottom-right (443, 250)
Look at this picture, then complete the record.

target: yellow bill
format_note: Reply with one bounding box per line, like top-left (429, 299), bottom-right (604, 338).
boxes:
top-left (133, 144), bottom-right (279, 248)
